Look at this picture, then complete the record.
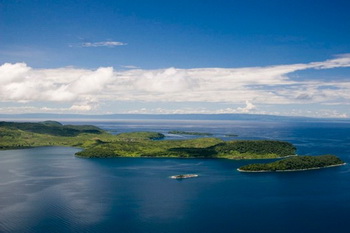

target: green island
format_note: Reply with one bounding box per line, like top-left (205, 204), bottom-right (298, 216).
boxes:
top-left (0, 121), bottom-right (345, 172)
top-left (238, 155), bottom-right (345, 172)
top-left (1, 121), bottom-right (295, 159)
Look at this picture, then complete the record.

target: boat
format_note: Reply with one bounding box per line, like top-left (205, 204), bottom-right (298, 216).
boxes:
top-left (170, 174), bottom-right (199, 179)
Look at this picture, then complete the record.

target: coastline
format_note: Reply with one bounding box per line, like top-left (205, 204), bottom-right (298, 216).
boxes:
top-left (75, 153), bottom-right (294, 160)
top-left (237, 162), bottom-right (347, 173)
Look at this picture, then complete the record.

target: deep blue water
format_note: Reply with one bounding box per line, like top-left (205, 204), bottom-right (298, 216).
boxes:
top-left (1, 120), bottom-right (350, 233)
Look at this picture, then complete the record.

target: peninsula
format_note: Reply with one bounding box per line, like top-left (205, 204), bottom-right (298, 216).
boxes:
top-left (0, 121), bottom-right (296, 160)
top-left (238, 155), bottom-right (345, 172)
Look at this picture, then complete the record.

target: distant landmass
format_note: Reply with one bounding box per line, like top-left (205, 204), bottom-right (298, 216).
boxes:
top-left (0, 113), bottom-right (349, 122)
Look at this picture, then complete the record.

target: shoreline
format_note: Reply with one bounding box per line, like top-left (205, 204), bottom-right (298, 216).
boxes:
top-left (75, 153), bottom-right (294, 160)
top-left (237, 162), bottom-right (347, 173)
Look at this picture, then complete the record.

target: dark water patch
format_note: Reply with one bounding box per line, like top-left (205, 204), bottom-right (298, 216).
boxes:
top-left (1, 120), bottom-right (350, 233)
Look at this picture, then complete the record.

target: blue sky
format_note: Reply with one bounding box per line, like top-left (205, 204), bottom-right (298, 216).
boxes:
top-left (1, 0), bottom-right (350, 117)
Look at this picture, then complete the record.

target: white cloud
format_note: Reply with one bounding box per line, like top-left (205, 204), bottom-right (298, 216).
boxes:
top-left (81, 41), bottom-right (127, 47)
top-left (309, 54), bottom-right (350, 69)
top-left (0, 54), bottom-right (350, 116)
top-left (70, 104), bottom-right (93, 111)
top-left (67, 67), bottom-right (113, 94)
top-left (0, 63), bottom-right (30, 85)
top-left (0, 64), bottom-right (113, 104)
top-left (0, 106), bottom-right (72, 114)
top-left (237, 100), bottom-right (257, 113)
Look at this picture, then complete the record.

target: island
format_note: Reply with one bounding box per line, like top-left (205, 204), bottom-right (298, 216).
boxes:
top-left (0, 121), bottom-right (296, 160)
top-left (170, 174), bottom-right (199, 179)
top-left (238, 155), bottom-right (346, 172)
top-left (75, 136), bottom-right (296, 159)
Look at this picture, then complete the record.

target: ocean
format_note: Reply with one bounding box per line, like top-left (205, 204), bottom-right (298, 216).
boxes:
top-left (0, 119), bottom-right (349, 233)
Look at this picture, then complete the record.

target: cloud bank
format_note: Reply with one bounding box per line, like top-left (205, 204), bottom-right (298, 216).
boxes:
top-left (0, 54), bottom-right (350, 116)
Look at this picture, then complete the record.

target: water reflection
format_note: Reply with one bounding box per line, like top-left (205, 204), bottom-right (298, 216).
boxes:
top-left (0, 147), bottom-right (110, 232)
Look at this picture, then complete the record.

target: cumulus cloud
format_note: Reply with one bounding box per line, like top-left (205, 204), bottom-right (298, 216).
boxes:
top-left (237, 101), bottom-right (257, 113)
top-left (81, 41), bottom-right (127, 47)
top-left (131, 67), bottom-right (199, 93)
top-left (0, 63), bottom-right (31, 85)
top-left (67, 67), bottom-right (113, 94)
top-left (0, 63), bottom-right (113, 105)
top-left (70, 104), bottom-right (93, 111)
top-left (0, 54), bottom-right (350, 115)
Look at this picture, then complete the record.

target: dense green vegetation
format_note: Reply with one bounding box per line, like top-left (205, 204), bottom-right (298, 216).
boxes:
top-left (0, 121), bottom-right (297, 160)
top-left (115, 131), bottom-right (165, 140)
top-left (1, 121), bottom-right (344, 174)
top-left (168, 130), bottom-right (213, 136)
top-left (238, 155), bottom-right (345, 172)
top-left (0, 121), bottom-right (103, 136)
top-left (0, 121), bottom-right (115, 150)
top-left (214, 140), bottom-right (295, 159)
top-left (76, 137), bottom-right (222, 158)
top-left (76, 138), bottom-right (296, 159)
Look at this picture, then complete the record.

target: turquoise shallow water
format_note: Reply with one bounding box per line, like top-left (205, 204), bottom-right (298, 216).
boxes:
top-left (0, 120), bottom-right (350, 233)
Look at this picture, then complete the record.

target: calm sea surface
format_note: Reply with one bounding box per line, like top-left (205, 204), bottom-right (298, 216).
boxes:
top-left (1, 120), bottom-right (350, 233)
